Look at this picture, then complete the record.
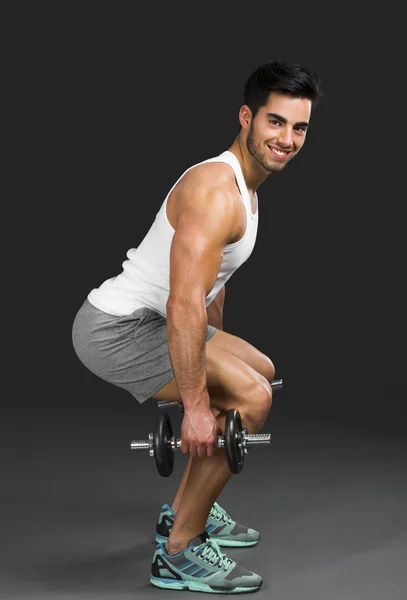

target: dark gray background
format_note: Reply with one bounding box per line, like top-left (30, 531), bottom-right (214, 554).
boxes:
top-left (2, 4), bottom-right (406, 599)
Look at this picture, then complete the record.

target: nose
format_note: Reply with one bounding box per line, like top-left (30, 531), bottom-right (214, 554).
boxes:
top-left (277, 126), bottom-right (293, 148)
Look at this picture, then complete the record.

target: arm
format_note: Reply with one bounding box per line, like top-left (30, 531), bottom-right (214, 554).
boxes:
top-left (166, 187), bottom-right (236, 413)
top-left (206, 285), bottom-right (225, 330)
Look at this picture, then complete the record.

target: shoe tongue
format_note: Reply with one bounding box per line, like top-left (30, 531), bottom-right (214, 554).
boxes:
top-left (187, 531), bottom-right (209, 547)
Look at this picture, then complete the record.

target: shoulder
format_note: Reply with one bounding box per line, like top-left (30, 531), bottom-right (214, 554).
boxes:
top-left (174, 160), bottom-right (238, 208)
top-left (182, 160), bottom-right (236, 189)
top-left (166, 159), bottom-right (241, 232)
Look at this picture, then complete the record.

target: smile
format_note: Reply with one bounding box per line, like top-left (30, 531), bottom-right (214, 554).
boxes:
top-left (268, 145), bottom-right (291, 159)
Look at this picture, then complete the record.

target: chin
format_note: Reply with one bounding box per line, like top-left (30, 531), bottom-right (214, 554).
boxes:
top-left (267, 161), bottom-right (286, 173)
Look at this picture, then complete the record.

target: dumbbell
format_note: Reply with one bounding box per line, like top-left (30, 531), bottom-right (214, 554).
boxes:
top-left (130, 409), bottom-right (271, 477)
top-left (156, 378), bottom-right (283, 413)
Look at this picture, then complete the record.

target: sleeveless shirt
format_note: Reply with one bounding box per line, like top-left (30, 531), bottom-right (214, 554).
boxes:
top-left (87, 150), bottom-right (259, 317)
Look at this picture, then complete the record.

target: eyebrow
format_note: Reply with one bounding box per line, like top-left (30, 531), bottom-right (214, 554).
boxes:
top-left (267, 112), bottom-right (309, 128)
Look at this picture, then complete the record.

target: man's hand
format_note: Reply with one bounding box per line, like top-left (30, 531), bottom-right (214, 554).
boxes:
top-left (180, 407), bottom-right (221, 458)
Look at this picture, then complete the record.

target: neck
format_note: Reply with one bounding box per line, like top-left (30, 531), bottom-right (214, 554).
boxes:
top-left (227, 135), bottom-right (270, 193)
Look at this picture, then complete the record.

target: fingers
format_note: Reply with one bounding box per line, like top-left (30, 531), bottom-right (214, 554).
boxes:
top-left (181, 442), bottom-right (200, 456)
top-left (181, 441), bottom-right (218, 458)
top-left (197, 445), bottom-right (207, 458)
top-left (206, 444), bottom-right (217, 457)
top-left (180, 413), bottom-right (220, 458)
top-left (180, 441), bottom-right (196, 455)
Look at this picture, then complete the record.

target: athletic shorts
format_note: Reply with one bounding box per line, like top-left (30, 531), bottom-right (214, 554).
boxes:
top-left (71, 298), bottom-right (217, 404)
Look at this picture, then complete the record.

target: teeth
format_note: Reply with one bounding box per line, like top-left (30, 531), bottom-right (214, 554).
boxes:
top-left (271, 147), bottom-right (287, 156)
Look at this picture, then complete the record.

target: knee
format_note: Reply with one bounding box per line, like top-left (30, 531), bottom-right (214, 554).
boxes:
top-left (256, 377), bottom-right (273, 420)
top-left (262, 355), bottom-right (275, 384)
top-left (240, 377), bottom-right (272, 432)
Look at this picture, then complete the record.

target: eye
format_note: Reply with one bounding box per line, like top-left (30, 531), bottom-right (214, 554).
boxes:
top-left (295, 127), bottom-right (306, 134)
top-left (269, 120), bottom-right (281, 126)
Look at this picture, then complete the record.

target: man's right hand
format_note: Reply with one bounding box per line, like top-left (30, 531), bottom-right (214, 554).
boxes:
top-left (180, 408), bottom-right (221, 458)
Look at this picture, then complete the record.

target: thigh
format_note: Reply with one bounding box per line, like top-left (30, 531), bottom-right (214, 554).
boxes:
top-left (152, 331), bottom-right (270, 414)
top-left (206, 329), bottom-right (275, 383)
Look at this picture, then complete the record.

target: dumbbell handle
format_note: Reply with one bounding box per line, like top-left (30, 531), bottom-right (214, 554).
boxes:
top-left (156, 378), bottom-right (283, 410)
top-left (131, 431), bottom-right (271, 452)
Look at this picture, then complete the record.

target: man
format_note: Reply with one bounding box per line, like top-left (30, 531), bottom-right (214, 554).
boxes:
top-left (72, 59), bottom-right (323, 593)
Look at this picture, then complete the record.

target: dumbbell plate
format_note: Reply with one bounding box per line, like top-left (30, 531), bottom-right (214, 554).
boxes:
top-left (225, 409), bottom-right (245, 474)
top-left (153, 412), bottom-right (174, 477)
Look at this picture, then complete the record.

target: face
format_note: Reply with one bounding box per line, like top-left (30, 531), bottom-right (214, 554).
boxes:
top-left (244, 93), bottom-right (312, 173)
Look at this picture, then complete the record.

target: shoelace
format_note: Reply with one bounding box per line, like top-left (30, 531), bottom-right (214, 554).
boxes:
top-left (194, 538), bottom-right (234, 571)
top-left (210, 502), bottom-right (232, 524)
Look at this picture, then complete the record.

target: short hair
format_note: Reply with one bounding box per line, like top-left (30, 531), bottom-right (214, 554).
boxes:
top-left (243, 59), bottom-right (323, 117)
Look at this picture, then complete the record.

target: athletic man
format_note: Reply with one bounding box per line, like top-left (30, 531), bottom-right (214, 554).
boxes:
top-left (72, 59), bottom-right (323, 593)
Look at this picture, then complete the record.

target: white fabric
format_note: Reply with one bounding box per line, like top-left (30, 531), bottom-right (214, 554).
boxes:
top-left (87, 150), bottom-right (259, 317)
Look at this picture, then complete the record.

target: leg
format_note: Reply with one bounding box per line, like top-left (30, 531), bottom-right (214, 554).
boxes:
top-left (171, 407), bottom-right (220, 513)
top-left (207, 329), bottom-right (276, 383)
top-left (163, 329), bottom-right (275, 513)
top-left (153, 328), bottom-right (276, 404)
top-left (152, 335), bottom-right (273, 553)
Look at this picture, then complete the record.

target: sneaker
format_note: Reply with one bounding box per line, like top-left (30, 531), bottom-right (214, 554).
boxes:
top-left (150, 531), bottom-right (263, 593)
top-left (155, 501), bottom-right (260, 547)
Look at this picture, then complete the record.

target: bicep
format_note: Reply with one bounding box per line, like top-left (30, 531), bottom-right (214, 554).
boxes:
top-left (168, 191), bottom-right (234, 305)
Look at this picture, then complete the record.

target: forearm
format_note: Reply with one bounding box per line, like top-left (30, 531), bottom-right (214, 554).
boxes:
top-left (166, 300), bottom-right (211, 412)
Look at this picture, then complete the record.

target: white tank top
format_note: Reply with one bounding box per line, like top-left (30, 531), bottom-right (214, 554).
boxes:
top-left (87, 150), bottom-right (259, 317)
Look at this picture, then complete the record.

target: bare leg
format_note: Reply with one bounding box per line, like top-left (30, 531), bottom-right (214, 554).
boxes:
top-left (171, 455), bottom-right (192, 513)
top-left (166, 412), bottom-right (231, 554)
top-left (153, 340), bottom-right (273, 555)
top-left (166, 397), bottom-right (271, 555)
top-left (171, 408), bottom-right (220, 512)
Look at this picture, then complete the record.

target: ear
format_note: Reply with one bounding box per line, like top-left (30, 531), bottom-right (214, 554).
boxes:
top-left (238, 105), bottom-right (252, 129)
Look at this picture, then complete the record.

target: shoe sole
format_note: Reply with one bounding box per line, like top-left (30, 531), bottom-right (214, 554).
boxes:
top-left (155, 534), bottom-right (259, 548)
top-left (150, 575), bottom-right (262, 593)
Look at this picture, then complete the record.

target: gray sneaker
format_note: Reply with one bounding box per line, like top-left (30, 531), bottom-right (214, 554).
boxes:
top-left (150, 531), bottom-right (263, 593)
top-left (155, 502), bottom-right (260, 547)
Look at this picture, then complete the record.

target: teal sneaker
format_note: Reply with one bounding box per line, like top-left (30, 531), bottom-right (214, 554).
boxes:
top-left (155, 501), bottom-right (260, 547)
top-left (150, 531), bottom-right (263, 593)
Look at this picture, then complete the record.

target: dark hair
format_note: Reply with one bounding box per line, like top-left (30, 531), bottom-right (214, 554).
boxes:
top-left (243, 59), bottom-right (323, 117)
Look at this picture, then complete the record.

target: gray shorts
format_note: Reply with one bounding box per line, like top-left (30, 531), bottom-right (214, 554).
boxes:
top-left (71, 298), bottom-right (217, 404)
